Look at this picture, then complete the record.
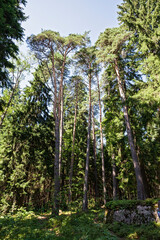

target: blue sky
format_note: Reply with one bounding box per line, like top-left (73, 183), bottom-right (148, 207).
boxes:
top-left (20, 0), bottom-right (123, 87)
top-left (22, 0), bottom-right (123, 45)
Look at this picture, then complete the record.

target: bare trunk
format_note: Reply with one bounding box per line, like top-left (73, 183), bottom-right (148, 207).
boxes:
top-left (53, 117), bottom-right (60, 215)
top-left (83, 70), bottom-right (92, 211)
top-left (59, 83), bottom-right (63, 177)
top-left (68, 80), bottom-right (78, 203)
top-left (91, 106), bottom-right (98, 200)
top-left (135, 141), bottom-right (150, 198)
top-left (112, 153), bottom-right (118, 200)
top-left (114, 59), bottom-right (146, 200)
top-left (52, 52), bottom-right (66, 215)
top-left (97, 74), bottom-right (106, 205)
top-left (51, 50), bottom-right (60, 216)
top-left (59, 54), bottom-right (66, 177)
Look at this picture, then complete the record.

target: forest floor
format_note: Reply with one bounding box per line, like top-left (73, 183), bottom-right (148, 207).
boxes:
top-left (0, 209), bottom-right (160, 240)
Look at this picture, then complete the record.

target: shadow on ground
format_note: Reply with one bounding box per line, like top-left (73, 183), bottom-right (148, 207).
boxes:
top-left (0, 210), bottom-right (118, 240)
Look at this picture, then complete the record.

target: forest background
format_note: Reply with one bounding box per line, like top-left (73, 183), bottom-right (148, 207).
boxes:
top-left (0, 0), bottom-right (160, 217)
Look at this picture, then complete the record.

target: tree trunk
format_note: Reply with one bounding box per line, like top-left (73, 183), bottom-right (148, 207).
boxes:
top-left (68, 80), bottom-right (78, 203)
top-left (53, 117), bottom-right (60, 215)
top-left (91, 105), bottom-right (98, 200)
top-left (59, 54), bottom-right (66, 177)
top-left (83, 69), bottom-right (92, 211)
top-left (51, 50), bottom-right (60, 216)
top-left (112, 153), bottom-right (118, 200)
top-left (97, 74), bottom-right (106, 205)
top-left (133, 132), bottom-right (150, 198)
top-left (114, 58), bottom-right (146, 200)
top-left (52, 52), bottom-right (66, 215)
top-left (59, 82), bottom-right (63, 177)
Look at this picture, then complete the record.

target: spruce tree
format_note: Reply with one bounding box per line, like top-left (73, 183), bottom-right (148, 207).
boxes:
top-left (0, 0), bottom-right (27, 88)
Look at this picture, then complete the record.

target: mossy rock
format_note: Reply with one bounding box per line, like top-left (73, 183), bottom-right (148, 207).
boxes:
top-left (105, 199), bottom-right (160, 225)
top-left (106, 199), bottom-right (160, 211)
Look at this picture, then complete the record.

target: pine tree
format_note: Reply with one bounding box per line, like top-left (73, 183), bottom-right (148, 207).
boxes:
top-left (74, 46), bottom-right (98, 210)
top-left (27, 31), bottom-right (87, 215)
top-left (96, 27), bottom-right (146, 200)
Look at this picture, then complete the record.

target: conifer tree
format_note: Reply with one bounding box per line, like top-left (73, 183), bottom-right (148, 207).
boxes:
top-left (0, 0), bottom-right (27, 88)
top-left (96, 70), bottom-right (107, 205)
top-left (0, 72), bottom-right (54, 212)
top-left (28, 31), bottom-right (86, 215)
top-left (118, 0), bottom-right (160, 103)
top-left (96, 27), bottom-right (146, 200)
top-left (0, 55), bottom-right (30, 128)
top-left (68, 76), bottom-right (81, 202)
top-left (74, 46), bottom-right (98, 210)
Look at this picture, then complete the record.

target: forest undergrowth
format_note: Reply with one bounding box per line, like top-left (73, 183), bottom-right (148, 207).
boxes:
top-left (0, 207), bottom-right (160, 240)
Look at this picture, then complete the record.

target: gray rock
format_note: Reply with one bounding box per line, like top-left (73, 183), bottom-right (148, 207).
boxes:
top-left (106, 205), bottom-right (160, 225)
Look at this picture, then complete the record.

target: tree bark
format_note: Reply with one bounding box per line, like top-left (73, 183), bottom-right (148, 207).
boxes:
top-left (114, 58), bottom-right (146, 200)
top-left (91, 105), bottom-right (98, 200)
top-left (112, 153), bottom-right (118, 200)
top-left (97, 74), bottom-right (107, 205)
top-left (68, 79), bottom-right (78, 203)
top-left (59, 82), bottom-right (63, 177)
top-left (51, 50), bottom-right (60, 216)
top-left (59, 54), bottom-right (66, 177)
top-left (52, 51), bottom-right (66, 215)
top-left (136, 140), bottom-right (150, 198)
top-left (83, 68), bottom-right (92, 211)
top-left (53, 117), bottom-right (60, 215)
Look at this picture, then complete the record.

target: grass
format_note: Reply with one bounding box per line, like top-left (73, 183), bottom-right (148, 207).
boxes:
top-left (107, 221), bottom-right (160, 240)
top-left (0, 209), bottom-right (118, 240)
top-left (0, 208), bottom-right (160, 239)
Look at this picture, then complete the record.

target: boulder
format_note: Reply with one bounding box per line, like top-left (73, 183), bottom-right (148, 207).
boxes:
top-left (105, 200), bottom-right (160, 225)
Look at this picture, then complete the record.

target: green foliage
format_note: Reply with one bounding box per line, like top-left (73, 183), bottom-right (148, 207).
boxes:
top-left (96, 26), bottom-right (132, 62)
top-left (1, 209), bottom-right (159, 239)
top-left (0, 74), bottom-right (54, 213)
top-left (118, 0), bottom-right (160, 55)
top-left (118, 0), bottom-right (160, 103)
top-left (1, 2), bottom-right (160, 215)
top-left (0, 0), bottom-right (27, 87)
top-left (107, 221), bottom-right (160, 240)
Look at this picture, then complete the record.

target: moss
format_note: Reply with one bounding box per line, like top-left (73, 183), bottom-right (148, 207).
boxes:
top-left (106, 199), bottom-right (160, 211)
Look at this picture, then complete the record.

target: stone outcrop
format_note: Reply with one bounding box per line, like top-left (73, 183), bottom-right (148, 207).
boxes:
top-left (105, 201), bottom-right (160, 225)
